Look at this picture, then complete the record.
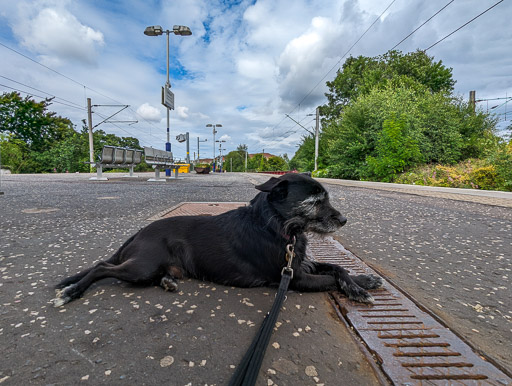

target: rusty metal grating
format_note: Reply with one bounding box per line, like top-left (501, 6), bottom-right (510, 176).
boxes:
top-left (154, 203), bottom-right (511, 384)
top-left (307, 236), bottom-right (512, 385)
top-left (149, 202), bottom-right (246, 221)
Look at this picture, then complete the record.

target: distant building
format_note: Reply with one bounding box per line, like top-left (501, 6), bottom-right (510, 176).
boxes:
top-left (249, 153), bottom-right (276, 159)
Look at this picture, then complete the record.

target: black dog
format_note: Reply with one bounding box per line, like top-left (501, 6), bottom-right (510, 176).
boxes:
top-left (52, 173), bottom-right (382, 307)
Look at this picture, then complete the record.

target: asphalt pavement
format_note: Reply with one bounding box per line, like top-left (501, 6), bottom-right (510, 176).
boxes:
top-left (1, 171), bottom-right (511, 384)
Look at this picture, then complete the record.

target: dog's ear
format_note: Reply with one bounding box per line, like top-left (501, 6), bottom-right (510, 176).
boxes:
top-left (301, 172), bottom-right (312, 177)
top-left (255, 177), bottom-right (288, 201)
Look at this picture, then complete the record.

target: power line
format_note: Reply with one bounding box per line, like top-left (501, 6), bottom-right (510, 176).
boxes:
top-left (292, 0), bottom-right (398, 113)
top-left (390, 0), bottom-right (455, 50)
top-left (0, 83), bottom-right (85, 111)
top-left (0, 74), bottom-right (85, 110)
top-left (424, 0), bottom-right (504, 51)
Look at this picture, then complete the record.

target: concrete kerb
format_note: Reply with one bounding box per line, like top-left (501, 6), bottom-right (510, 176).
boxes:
top-left (314, 177), bottom-right (512, 208)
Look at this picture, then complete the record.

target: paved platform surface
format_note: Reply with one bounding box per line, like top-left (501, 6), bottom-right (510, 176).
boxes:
top-left (1, 172), bottom-right (511, 384)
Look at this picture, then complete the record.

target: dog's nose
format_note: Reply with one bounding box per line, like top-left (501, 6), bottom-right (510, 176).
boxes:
top-left (335, 215), bottom-right (347, 227)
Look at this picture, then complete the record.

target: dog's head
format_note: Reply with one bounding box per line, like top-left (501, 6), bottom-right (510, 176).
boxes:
top-left (255, 173), bottom-right (347, 235)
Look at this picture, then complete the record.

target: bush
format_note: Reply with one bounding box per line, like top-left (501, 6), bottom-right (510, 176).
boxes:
top-left (363, 116), bottom-right (423, 182)
top-left (470, 166), bottom-right (499, 190)
top-left (395, 159), bottom-right (505, 190)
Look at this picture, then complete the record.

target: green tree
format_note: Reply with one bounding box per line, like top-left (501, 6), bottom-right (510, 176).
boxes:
top-left (289, 135), bottom-right (315, 172)
top-left (364, 116), bottom-right (423, 181)
top-left (222, 144), bottom-right (249, 172)
top-left (0, 133), bottom-right (29, 173)
top-left (321, 50), bottom-right (455, 123)
top-left (323, 84), bottom-right (494, 180)
top-left (267, 156), bottom-right (288, 171)
top-left (0, 92), bottom-right (75, 152)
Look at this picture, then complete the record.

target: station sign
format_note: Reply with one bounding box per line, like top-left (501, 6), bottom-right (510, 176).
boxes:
top-left (161, 86), bottom-right (174, 110)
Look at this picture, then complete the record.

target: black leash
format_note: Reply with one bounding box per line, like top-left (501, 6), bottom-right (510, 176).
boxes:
top-left (228, 238), bottom-right (296, 386)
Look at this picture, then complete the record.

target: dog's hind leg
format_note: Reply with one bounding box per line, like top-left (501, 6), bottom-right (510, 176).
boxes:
top-left (55, 232), bottom-right (139, 290)
top-left (55, 266), bottom-right (99, 289)
top-left (160, 275), bottom-right (178, 292)
top-left (159, 266), bottom-right (183, 292)
top-left (52, 259), bottom-right (163, 307)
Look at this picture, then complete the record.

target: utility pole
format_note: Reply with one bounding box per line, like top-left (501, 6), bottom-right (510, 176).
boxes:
top-left (314, 106), bottom-right (320, 171)
top-left (0, 144), bottom-right (4, 195)
top-left (87, 98), bottom-right (94, 171)
top-left (245, 149), bottom-right (248, 172)
top-left (185, 132), bottom-right (190, 164)
top-left (469, 91), bottom-right (476, 113)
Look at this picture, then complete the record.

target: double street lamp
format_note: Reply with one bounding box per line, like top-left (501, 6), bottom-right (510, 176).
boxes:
top-left (144, 24), bottom-right (192, 175)
top-left (206, 123), bottom-right (222, 172)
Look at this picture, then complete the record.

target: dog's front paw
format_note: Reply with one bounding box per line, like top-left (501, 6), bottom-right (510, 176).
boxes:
top-left (353, 274), bottom-right (383, 290)
top-left (346, 284), bottom-right (374, 304)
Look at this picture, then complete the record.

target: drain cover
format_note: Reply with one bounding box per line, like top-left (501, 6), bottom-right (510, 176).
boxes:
top-left (149, 202), bottom-right (246, 221)
top-left (307, 236), bottom-right (512, 385)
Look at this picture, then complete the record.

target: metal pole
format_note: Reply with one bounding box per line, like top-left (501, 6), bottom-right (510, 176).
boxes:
top-left (197, 137), bottom-right (200, 162)
top-left (213, 127), bottom-right (216, 172)
top-left (185, 132), bottom-right (190, 164)
top-left (87, 98), bottom-right (94, 172)
top-left (314, 106), bottom-right (319, 171)
top-left (165, 31), bottom-right (172, 176)
top-left (0, 143), bottom-right (4, 195)
top-left (245, 150), bottom-right (248, 172)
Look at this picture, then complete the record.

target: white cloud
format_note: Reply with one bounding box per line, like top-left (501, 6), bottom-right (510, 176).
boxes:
top-left (11, 3), bottom-right (104, 66)
top-left (176, 106), bottom-right (189, 119)
top-left (136, 103), bottom-right (161, 122)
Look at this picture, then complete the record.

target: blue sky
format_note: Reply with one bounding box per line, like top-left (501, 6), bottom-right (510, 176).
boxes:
top-left (0, 0), bottom-right (511, 161)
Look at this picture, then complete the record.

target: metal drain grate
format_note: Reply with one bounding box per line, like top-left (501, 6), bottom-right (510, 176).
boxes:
top-left (307, 236), bottom-right (512, 385)
top-left (148, 202), bottom-right (246, 221)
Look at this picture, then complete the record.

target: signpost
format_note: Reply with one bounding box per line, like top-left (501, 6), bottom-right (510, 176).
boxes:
top-left (176, 132), bottom-right (190, 164)
top-left (162, 86), bottom-right (175, 110)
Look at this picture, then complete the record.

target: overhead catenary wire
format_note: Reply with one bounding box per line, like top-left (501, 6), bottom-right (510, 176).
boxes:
top-left (0, 83), bottom-right (86, 111)
top-left (424, 0), bottom-right (504, 51)
top-left (0, 74), bottom-right (85, 110)
top-left (390, 0), bottom-right (455, 50)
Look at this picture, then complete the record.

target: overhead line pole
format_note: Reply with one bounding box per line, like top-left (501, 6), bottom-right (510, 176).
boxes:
top-left (314, 107), bottom-right (320, 172)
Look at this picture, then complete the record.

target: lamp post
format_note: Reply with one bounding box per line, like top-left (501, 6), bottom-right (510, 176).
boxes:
top-left (197, 137), bottom-right (207, 163)
top-left (216, 140), bottom-right (226, 172)
top-left (206, 123), bottom-right (222, 172)
top-left (144, 24), bottom-right (192, 176)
